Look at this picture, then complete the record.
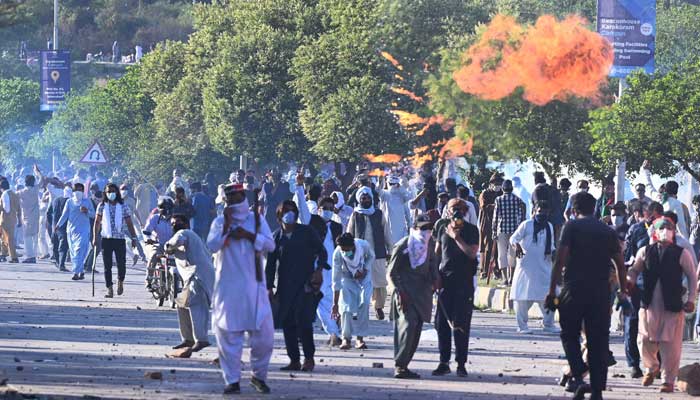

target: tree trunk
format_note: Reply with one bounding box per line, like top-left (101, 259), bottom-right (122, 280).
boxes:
top-left (679, 160), bottom-right (700, 184)
top-left (540, 162), bottom-right (559, 185)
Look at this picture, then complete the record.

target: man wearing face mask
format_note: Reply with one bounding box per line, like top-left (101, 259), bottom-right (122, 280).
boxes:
top-left (478, 173), bottom-right (503, 280)
top-left (48, 184), bottom-right (71, 271)
top-left (57, 183), bottom-right (96, 281)
top-left (260, 170), bottom-right (293, 232)
top-left (389, 215), bottom-right (439, 379)
top-left (509, 201), bottom-right (557, 334)
top-left (609, 202), bottom-right (630, 232)
top-left (432, 197), bottom-right (480, 378)
top-left (492, 179), bottom-right (526, 286)
top-left (627, 217), bottom-right (697, 393)
top-left (266, 200), bottom-right (327, 373)
top-left (347, 186), bottom-right (391, 321)
top-left (93, 183), bottom-right (139, 297)
top-left (331, 233), bottom-right (375, 350)
top-left (377, 175), bottom-right (411, 248)
top-left (208, 183), bottom-right (275, 395)
top-left (0, 178), bottom-right (21, 263)
top-left (165, 214), bottom-right (215, 355)
top-left (532, 173), bottom-right (563, 241)
top-left (303, 195), bottom-right (344, 347)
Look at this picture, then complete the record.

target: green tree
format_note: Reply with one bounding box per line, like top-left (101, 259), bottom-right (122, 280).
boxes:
top-left (0, 78), bottom-right (49, 166)
top-left (30, 66), bottom-right (155, 171)
top-left (588, 57), bottom-right (700, 181)
top-left (656, 3), bottom-right (700, 71)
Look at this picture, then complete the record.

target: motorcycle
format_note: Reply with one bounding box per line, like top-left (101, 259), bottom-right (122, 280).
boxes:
top-left (148, 253), bottom-right (182, 308)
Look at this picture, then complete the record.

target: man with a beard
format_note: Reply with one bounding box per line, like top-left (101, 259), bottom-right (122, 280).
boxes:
top-left (478, 173), bottom-right (503, 279)
top-left (347, 186), bottom-right (391, 320)
top-left (432, 200), bottom-right (479, 378)
top-left (208, 183), bottom-right (275, 395)
top-left (546, 192), bottom-right (626, 400)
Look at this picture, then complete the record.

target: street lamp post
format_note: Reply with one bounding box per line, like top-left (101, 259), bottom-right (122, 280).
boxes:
top-left (53, 0), bottom-right (58, 50)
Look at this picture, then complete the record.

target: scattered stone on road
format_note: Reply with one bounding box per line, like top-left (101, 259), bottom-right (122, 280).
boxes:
top-left (1, 259), bottom-right (698, 399)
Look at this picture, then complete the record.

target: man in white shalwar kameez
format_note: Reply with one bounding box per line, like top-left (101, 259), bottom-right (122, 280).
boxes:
top-left (377, 175), bottom-right (411, 248)
top-left (627, 217), bottom-right (697, 393)
top-left (509, 201), bottom-right (558, 334)
top-left (207, 184), bottom-right (275, 395)
top-left (331, 233), bottom-right (375, 350)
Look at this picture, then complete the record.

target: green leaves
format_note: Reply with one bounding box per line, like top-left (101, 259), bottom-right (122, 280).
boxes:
top-left (0, 78), bottom-right (48, 165)
top-left (588, 57), bottom-right (700, 180)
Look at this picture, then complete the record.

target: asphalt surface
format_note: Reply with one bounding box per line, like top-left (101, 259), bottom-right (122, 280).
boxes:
top-left (0, 256), bottom-right (698, 399)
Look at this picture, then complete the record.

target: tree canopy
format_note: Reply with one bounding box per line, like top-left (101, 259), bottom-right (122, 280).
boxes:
top-left (588, 56), bottom-right (700, 181)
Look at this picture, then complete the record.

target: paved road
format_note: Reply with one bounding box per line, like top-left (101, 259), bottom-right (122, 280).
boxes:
top-left (0, 258), bottom-right (697, 399)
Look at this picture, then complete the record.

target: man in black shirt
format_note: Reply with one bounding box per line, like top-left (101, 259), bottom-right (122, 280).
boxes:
top-left (547, 192), bottom-right (627, 400)
top-left (432, 209), bottom-right (479, 378)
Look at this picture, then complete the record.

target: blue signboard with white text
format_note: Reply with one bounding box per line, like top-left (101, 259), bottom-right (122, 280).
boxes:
top-left (597, 0), bottom-right (656, 78)
top-left (40, 50), bottom-right (71, 111)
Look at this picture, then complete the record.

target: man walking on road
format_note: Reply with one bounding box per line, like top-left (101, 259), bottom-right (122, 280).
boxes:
top-left (165, 214), bottom-right (215, 354)
top-left (492, 179), bottom-right (525, 285)
top-left (208, 183), bottom-right (275, 395)
top-left (17, 175), bottom-right (40, 264)
top-left (389, 215), bottom-right (439, 379)
top-left (547, 192), bottom-right (627, 400)
top-left (509, 201), bottom-right (557, 334)
top-left (432, 203), bottom-right (479, 378)
top-left (0, 177), bottom-right (21, 263)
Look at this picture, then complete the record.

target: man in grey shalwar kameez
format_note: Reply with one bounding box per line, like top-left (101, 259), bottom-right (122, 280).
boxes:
top-left (389, 215), bottom-right (439, 379)
top-left (165, 214), bottom-right (215, 353)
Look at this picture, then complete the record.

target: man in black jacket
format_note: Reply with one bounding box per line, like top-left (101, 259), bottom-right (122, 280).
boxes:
top-left (265, 200), bottom-right (327, 373)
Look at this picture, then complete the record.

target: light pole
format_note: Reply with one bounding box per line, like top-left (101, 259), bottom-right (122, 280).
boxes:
top-left (53, 0), bottom-right (58, 50)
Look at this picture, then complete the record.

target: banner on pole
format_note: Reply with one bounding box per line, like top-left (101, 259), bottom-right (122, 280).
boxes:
top-left (597, 0), bottom-right (656, 78)
top-left (40, 50), bottom-right (71, 111)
